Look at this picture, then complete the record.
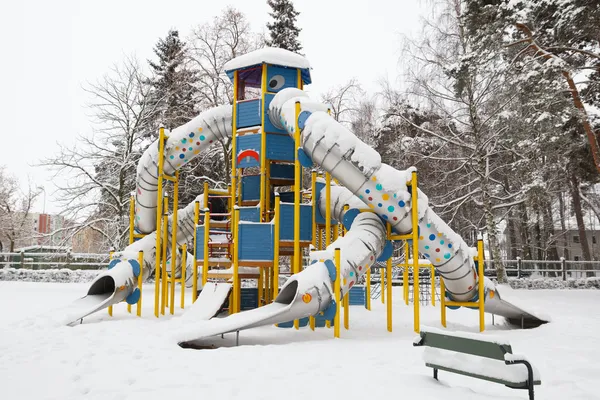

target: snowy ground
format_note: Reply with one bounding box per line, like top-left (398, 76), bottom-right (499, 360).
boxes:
top-left (0, 282), bottom-right (598, 400)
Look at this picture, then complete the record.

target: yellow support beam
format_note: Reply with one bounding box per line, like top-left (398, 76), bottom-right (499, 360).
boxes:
top-left (180, 244), bottom-right (187, 309)
top-left (203, 209), bottom-right (210, 286)
top-left (381, 264), bottom-right (385, 304)
top-left (431, 265), bottom-right (436, 306)
top-left (192, 201), bottom-right (200, 303)
top-left (325, 173), bottom-right (332, 247)
top-left (386, 234), bottom-right (392, 332)
top-left (137, 250), bottom-right (143, 317)
top-left (404, 241), bottom-right (409, 305)
top-left (311, 171), bottom-right (317, 248)
top-left (293, 101), bottom-right (301, 330)
top-left (440, 277), bottom-right (447, 327)
top-left (411, 171), bottom-right (420, 333)
top-left (260, 63), bottom-right (268, 222)
top-left (154, 127), bottom-right (166, 318)
top-left (334, 247), bottom-right (341, 338)
top-left (231, 70), bottom-right (238, 209)
top-left (478, 238), bottom-right (485, 332)
top-left (233, 207), bottom-right (240, 313)
top-left (127, 195), bottom-right (135, 314)
top-left (169, 171), bottom-right (179, 315)
top-left (366, 266), bottom-right (371, 311)
top-left (161, 197), bottom-right (169, 315)
top-left (273, 195), bottom-right (280, 299)
top-left (108, 251), bottom-right (114, 317)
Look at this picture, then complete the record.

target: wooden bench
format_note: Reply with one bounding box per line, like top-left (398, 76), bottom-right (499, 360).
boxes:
top-left (414, 328), bottom-right (541, 400)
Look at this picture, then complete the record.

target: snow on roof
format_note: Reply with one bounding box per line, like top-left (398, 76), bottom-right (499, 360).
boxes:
top-left (223, 47), bottom-right (310, 72)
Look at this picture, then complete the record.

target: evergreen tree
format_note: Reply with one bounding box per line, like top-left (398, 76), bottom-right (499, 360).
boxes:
top-left (265, 0), bottom-right (302, 52)
top-left (148, 29), bottom-right (197, 134)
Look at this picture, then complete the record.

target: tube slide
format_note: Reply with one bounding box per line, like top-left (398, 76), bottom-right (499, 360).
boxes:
top-left (64, 106), bottom-right (233, 325)
top-left (176, 88), bottom-right (546, 343)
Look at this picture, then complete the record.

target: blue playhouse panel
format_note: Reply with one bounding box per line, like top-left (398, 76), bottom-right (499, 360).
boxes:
top-left (241, 175), bottom-right (260, 201)
top-left (277, 317), bottom-right (309, 328)
top-left (236, 135), bottom-right (261, 168)
top-left (270, 163), bottom-right (294, 180)
top-left (279, 203), bottom-right (313, 241)
top-left (266, 134), bottom-right (295, 162)
top-left (266, 65), bottom-right (298, 93)
top-left (239, 206), bottom-right (260, 222)
top-left (271, 191), bottom-right (295, 205)
top-left (263, 94), bottom-right (288, 134)
top-left (238, 223), bottom-right (275, 261)
top-left (236, 99), bottom-right (261, 129)
top-left (195, 226), bottom-right (205, 260)
top-left (314, 181), bottom-right (338, 225)
top-left (348, 285), bottom-right (366, 306)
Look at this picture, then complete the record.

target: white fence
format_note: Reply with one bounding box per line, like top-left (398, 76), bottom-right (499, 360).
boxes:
top-left (0, 251), bottom-right (110, 270)
top-left (484, 258), bottom-right (600, 280)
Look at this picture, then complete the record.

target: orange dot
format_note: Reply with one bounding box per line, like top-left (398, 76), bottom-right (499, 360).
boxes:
top-left (197, 127), bottom-right (203, 132)
top-left (302, 293), bottom-right (312, 303)
top-left (419, 236), bottom-right (424, 240)
top-left (368, 203), bottom-right (375, 209)
top-left (489, 290), bottom-right (495, 299)
top-left (175, 146), bottom-right (180, 150)
top-left (382, 193), bottom-right (389, 201)
top-left (372, 177), bottom-right (377, 181)
top-left (193, 150), bottom-right (200, 155)
top-left (436, 258), bottom-right (440, 262)
top-left (438, 233), bottom-right (443, 237)
top-left (343, 278), bottom-right (347, 285)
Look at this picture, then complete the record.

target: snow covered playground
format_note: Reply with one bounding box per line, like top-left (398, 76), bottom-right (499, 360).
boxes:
top-left (2, 47), bottom-right (599, 400)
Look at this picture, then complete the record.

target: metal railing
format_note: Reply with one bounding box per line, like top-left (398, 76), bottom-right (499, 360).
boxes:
top-left (0, 251), bottom-right (110, 270)
top-left (484, 258), bottom-right (600, 280)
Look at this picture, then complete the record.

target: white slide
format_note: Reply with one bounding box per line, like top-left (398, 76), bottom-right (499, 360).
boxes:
top-left (180, 282), bottom-right (232, 321)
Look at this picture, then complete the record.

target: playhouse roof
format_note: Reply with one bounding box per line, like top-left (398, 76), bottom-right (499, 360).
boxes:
top-left (224, 47), bottom-right (312, 84)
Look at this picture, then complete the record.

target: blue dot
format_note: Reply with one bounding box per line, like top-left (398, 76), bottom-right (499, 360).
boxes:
top-left (387, 206), bottom-right (394, 212)
top-left (359, 195), bottom-right (363, 199)
top-left (425, 245), bottom-right (429, 250)
top-left (398, 200), bottom-right (406, 207)
top-left (182, 138), bottom-right (187, 144)
top-left (448, 243), bottom-right (453, 248)
top-left (427, 223), bottom-right (431, 228)
top-left (179, 154), bottom-right (185, 159)
top-left (393, 193), bottom-right (397, 198)
top-left (365, 189), bottom-right (370, 194)
top-left (382, 215), bottom-right (388, 219)
top-left (169, 155), bottom-right (174, 159)
top-left (376, 184), bottom-right (383, 190)
top-left (429, 234), bottom-right (436, 241)
top-left (444, 253), bottom-right (451, 259)
top-left (377, 203), bottom-right (383, 207)
top-left (189, 147), bottom-right (193, 151)
top-left (424, 253), bottom-right (430, 258)
top-left (349, 271), bottom-right (354, 277)
top-left (440, 240), bottom-right (445, 245)
top-left (199, 135), bottom-right (206, 141)
top-left (189, 132), bottom-right (195, 138)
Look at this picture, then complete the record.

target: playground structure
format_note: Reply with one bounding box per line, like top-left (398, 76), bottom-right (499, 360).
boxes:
top-left (64, 47), bottom-right (548, 338)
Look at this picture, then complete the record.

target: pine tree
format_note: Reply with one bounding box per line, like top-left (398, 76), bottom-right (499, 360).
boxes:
top-left (265, 0), bottom-right (302, 53)
top-left (148, 29), bottom-right (197, 134)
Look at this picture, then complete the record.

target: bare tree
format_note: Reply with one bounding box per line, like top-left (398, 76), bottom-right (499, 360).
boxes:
top-left (0, 166), bottom-right (41, 252)
top-left (38, 56), bottom-right (157, 252)
top-left (320, 78), bottom-right (365, 126)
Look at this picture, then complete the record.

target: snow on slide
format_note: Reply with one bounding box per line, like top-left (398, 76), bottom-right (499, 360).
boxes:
top-left (180, 282), bottom-right (232, 321)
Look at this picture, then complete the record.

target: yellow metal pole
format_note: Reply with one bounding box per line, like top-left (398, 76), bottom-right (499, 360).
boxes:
top-left (386, 223), bottom-right (393, 332)
top-left (180, 244), bottom-right (187, 309)
top-left (108, 251), bottom-right (114, 317)
top-left (258, 267), bottom-right (263, 307)
top-left (478, 238), bottom-right (485, 332)
top-left (325, 173), bottom-right (332, 247)
top-left (169, 171), bottom-right (179, 315)
top-left (231, 70), bottom-right (238, 208)
top-left (366, 267), bottom-right (371, 310)
top-left (154, 127), bottom-right (166, 318)
top-left (293, 101), bottom-right (301, 330)
top-left (404, 241), bottom-right (409, 305)
top-left (311, 171), bottom-right (317, 248)
top-left (203, 210), bottom-right (210, 286)
top-left (431, 265), bottom-right (436, 306)
top-left (260, 63), bottom-right (268, 221)
top-left (192, 201), bottom-right (199, 303)
top-left (127, 195), bottom-right (135, 314)
top-left (161, 197), bottom-right (169, 315)
top-left (137, 250), bottom-right (143, 317)
top-left (411, 171), bottom-right (420, 333)
top-left (334, 248), bottom-right (341, 338)
top-left (441, 277), bottom-right (447, 327)
top-left (381, 265), bottom-right (385, 304)
top-left (344, 288), bottom-right (349, 330)
top-left (273, 195), bottom-right (280, 299)
top-left (203, 182), bottom-right (209, 214)
top-left (233, 207), bottom-right (240, 313)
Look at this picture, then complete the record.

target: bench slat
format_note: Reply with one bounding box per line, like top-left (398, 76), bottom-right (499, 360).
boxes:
top-left (419, 331), bottom-right (512, 360)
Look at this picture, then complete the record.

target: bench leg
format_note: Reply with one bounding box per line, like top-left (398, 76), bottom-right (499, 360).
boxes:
top-left (506, 359), bottom-right (534, 400)
top-left (433, 368), bottom-right (438, 380)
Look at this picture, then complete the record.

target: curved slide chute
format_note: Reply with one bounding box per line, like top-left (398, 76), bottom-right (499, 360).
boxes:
top-left (64, 106), bottom-right (233, 325)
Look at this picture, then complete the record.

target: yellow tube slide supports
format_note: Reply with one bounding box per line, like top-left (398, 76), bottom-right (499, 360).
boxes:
top-left (154, 127), bottom-right (166, 318)
top-left (231, 71), bottom-right (238, 209)
top-left (203, 209), bottom-right (210, 286)
top-left (477, 238), bottom-right (485, 332)
top-left (161, 197), bottom-right (169, 315)
top-left (232, 207), bottom-right (240, 314)
top-left (334, 248), bottom-right (341, 338)
top-left (325, 173), bottom-right (332, 247)
top-left (137, 250), bottom-right (144, 317)
top-left (192, 201), bottom-right (200, 303)
top-left (293, 101), bottom-right (302, 330)
top-left (410, 171), bottom-right (420, 333)
top-left (260, 64), bottom-right (268, 222)
top-left (127, 195), bottom-right (135, 314)
top-left (273, 195), bottom-right (280, 299)
top-left (180, 244), bottom-right (187, 309)
top-left (366, 267), bottom-right (371, 311)
top-left (169, 171), bottom-right (179, 315)
top-left (386, 223), bottom-right (393, 332)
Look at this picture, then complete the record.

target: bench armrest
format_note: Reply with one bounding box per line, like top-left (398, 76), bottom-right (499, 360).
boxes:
top-left (413, 335), bottom-right (424, 346)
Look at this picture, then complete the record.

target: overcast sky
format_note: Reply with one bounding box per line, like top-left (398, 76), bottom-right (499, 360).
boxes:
top-left (0, 0), bottom-right (427, 213)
